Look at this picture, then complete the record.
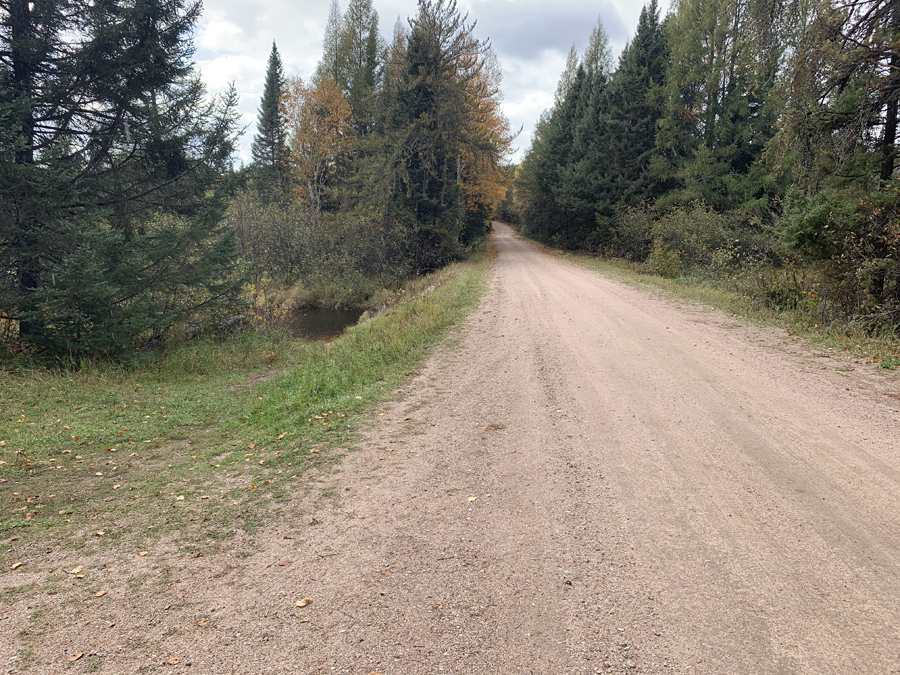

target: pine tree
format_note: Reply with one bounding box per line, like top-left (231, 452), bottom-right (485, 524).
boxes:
top-left (252, 41), bottom-right (289, 199)
top-left (0, 0), bottom-right (242, 353)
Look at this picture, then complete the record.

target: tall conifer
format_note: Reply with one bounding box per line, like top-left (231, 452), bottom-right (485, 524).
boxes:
top-left (252, 41), bottom-right (289, 199)
top-left (0, 0), bottom-right (242, 352)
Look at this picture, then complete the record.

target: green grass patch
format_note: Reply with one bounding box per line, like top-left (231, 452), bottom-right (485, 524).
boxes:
top-left (0, 251), bottom-right (490, 556)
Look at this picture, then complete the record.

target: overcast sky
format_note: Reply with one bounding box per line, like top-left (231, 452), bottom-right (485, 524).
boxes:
top-left (194, 0), bottom-right (672, 164)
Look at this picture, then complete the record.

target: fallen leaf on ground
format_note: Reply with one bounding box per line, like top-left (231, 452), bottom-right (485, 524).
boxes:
top-left (10, 562), bottom-right (23, 570)
top-left (247, 443), bottom-right (255, 449)
top-left (175, 495), bottom-right (185, 501)
top-left (197, 619), bottom-right (210, 627)
top-left (68, 652), bottom-right (84, 662)
top-left (94, 472), bottom-right (103, 476)
top-left (166, 656), bottom-right (180, 665)
top-left (468, 496), bottom-right (478, 502)
top-left (200, 495), bottom-right (210, 500)
top-left (138, 551), bottom-right (148, 557)
top-left (112, 485), bottom-right (121, 490)
top-left (94, 531), bottom-right (104, 536)
top-left (309, 448), bottom-right (320, 454)
top-left (298, 618), bottom-right (309, 623)
top-left (95, 590), bottom-right (107, 597)
top-left (296, 597), bottom-right (313, 608)
top-left (278, 559), bottom-right (293, 566)
top-left (69, 566), bottom-right (83, 574)
top-left (277, 432), bottom-right (287, 439)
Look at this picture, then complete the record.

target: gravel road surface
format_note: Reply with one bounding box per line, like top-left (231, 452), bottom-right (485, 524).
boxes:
top-left (11, 222), bottom-right (900, 674)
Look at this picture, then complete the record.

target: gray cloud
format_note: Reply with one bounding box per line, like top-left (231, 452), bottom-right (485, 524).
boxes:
top-left (463, 0), bottom-right (629, 59)
top-left (193, 0), bottom-right (667, 162)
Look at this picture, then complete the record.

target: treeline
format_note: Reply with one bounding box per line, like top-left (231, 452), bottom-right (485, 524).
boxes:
top-left (509, 0), bottom-right (900, 331)
top-left (232, 0), bottom-right (511, 315)
top-left (0, 0), bottom-right (512, 355)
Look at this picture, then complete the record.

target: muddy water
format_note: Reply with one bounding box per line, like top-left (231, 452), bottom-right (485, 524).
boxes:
top-left (289, 307), bottom-right (364, 340)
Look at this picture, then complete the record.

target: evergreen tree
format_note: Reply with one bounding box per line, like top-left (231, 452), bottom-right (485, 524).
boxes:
top-left (252, 41), bottom-right (289, 199)
top-left (556, 18), bottom-right (616, 248)
top-left (386, 0), bottom-right (509, 271)
top-left (655, 0), bottom-right (783, 211)
top-left (517, 47), bottom-right (582, 244)
top-left (600, 0), bottom-right (668, 205)
top-left (0, 0), bottom-right (242, 353)
top-left (336, 0), bottom-right (385, 133)
top-left (315, 0), bottom-right (344, 84)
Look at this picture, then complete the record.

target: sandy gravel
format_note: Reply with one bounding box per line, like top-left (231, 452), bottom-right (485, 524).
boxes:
top-left (5, 223), bottom-right (900, 674)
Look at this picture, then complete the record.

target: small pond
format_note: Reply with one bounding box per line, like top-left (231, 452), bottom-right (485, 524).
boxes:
top-left (289, 307), bottom-right (365, 340)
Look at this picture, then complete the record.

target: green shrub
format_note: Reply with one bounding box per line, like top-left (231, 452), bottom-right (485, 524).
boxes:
top-left (646, 241), bottom-right (683, 278)
top-left (650, 203), bottom-right (727, 272)
top-left (611, 207), bottom-right (655, 261)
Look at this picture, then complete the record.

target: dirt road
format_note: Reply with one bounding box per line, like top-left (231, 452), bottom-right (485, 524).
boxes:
top-left (13, 223), bottom-right (900, 673)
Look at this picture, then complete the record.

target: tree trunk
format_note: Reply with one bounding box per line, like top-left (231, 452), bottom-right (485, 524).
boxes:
top-left (10, 0), bottom-right (38, 339)
top-left (880, 0), bottom-right (900, 182)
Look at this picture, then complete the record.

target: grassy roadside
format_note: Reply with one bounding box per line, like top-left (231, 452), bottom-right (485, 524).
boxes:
top-left (0, 248), bottom-right (491, 560)
top-left (509, 227), bottom-right (900, 367)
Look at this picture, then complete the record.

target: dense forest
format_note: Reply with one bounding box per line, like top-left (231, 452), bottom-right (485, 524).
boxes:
top-left (507, 0), bottom-right (900, 332)
top-left (3, 0), bottom-right (899, 357)
top-left (0, 0), bottom-right (512, 355)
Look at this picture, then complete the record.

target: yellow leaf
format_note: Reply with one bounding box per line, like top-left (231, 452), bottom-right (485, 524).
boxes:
top-left (68, 652), bottom-right (84, 663)
top-left (95, 590), bottom-right (107, 597)
top-left (298, 617), bottom-right (309, 623)
top-left (138, 551), bottom-right (148, 557)
top-left (10, 562), bottom-right (23, 570)
top-left (175, 495), bottom-right (185, 501)
top-left (112, 485), bottom-right (121, 490)
top-left (468, 496), bottom-right (478, 502)
top-left (69, 566), bottom-right (83, 574)
top-left (277, 432), bottom-right (287, 439)
top-left (296, 597), bottom-right (312, 608)
top-left (197, 619), bottom-right (210, 627)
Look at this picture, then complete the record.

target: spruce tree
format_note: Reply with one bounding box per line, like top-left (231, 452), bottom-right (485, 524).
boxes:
top-left (0, 0), bottom-right (242, 353)
top-left (600, 0), bottom-right (668, 205)
top-left (252, 41), bottom-right (289, 199)
top-left (386, 0), bottom-right (502, 271)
